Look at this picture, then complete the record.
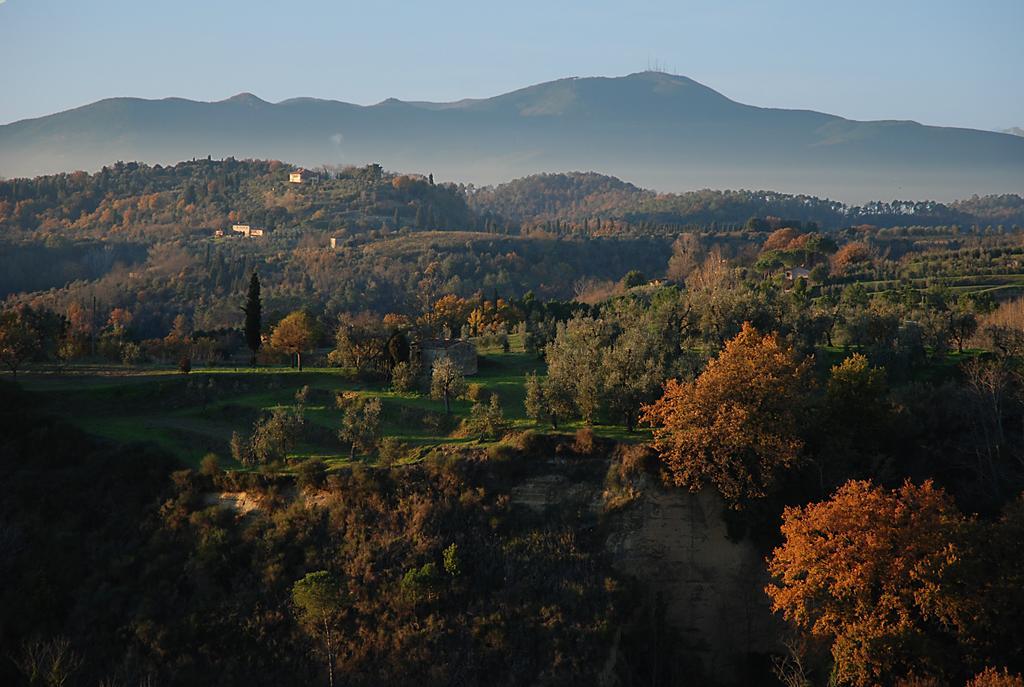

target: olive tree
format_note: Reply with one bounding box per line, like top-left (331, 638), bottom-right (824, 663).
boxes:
top-left (430, 355), bottom-right (466, 414)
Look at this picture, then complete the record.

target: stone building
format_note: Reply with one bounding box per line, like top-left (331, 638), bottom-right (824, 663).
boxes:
top-left (418, 339), bottom-right (478, 376)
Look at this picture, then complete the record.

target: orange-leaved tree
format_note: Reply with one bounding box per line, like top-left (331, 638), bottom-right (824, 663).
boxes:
top-left (271, 310), bottom-right (316, 370)
top-left (640, 322), bottom-right (812, 503)
top-left (766, 479), bottom-right (964, 686)
top-left (967, 668), bottom-right (1024, 687)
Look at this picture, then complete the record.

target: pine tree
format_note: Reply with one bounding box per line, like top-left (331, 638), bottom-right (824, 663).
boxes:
top-left (242, 271), bottom-right (262, 366)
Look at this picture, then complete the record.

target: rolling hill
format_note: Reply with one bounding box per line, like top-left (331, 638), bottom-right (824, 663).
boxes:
top-left (2, 71), bottom-right (1023, 203)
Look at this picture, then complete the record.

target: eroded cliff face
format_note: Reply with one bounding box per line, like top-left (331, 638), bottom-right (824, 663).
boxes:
top-left (510, 465), bottom-right (781, 683)
top-left (605, 480), bottom-right (781, 680)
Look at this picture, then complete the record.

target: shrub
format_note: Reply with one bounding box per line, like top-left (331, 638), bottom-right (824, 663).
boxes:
top-left (422, 410), bottom-right (456, 435)
top-left (618, 443), bottom-right (654, 478)
top-left (506, 429), bottom-right (541, 453)
top-left (485, 443), bottom-right (516, 462)
top-left (377, 437), bottom-right (409, 466)
top-left (178, 355), bottom-right (192, 374)
top-left (296, 458), bottom-right (327, 490)
top-left (967, 668), bottom-right (1024, 687)
top-left (121, 341), bottom-right (142, 366)
top-left (390, 361), bottom-right (417, 393)
top-left (466, 383), bottom-right (487, 402)
top-left (463, 393), bottom-right (507, 440)
top-left (230, 430), bottom-right (253, 466)
top-left (523, 332), bottom-right (539, 356)
top-left (199, 453), bottom-right (221, 477)
top-left (400, 562), bottom-right (440, 602)
top-left (443, 543), bottom-right (461, 577)
top-left (573, 427), bottom-right (596, 455)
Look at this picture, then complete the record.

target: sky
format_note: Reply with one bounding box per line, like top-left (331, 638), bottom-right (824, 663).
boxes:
top-left (0, 0), bottom-right (1021, 131)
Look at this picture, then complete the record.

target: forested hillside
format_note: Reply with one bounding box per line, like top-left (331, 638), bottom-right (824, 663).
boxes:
top-left (4, 160), bottom-right (1024, 340)
top-left (4, 156), bottom-right (1024, 686)
top-left (468, 172), bottom-right (1024, 231)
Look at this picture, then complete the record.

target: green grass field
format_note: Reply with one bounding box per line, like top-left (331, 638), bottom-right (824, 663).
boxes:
top-left (13, 345), bottom-right (647, 471)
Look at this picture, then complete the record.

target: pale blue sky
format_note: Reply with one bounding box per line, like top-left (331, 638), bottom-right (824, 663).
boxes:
top-left (1, 0), bottom-right (1021, 130)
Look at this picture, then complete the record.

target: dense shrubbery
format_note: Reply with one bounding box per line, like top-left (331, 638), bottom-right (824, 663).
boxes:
top-left (0, 382), bottom-right (630, 687)
top-left (5, 160), bottom-right (1024, 685)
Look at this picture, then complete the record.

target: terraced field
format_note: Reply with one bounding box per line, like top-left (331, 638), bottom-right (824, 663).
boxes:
top-left (15, 347), bottom-right (645, 470)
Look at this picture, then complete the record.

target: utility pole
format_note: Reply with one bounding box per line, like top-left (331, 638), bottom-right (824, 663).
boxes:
top-left (91, 295), bottom-right (97, 357)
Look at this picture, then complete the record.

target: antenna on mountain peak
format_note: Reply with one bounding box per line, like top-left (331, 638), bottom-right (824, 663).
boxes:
top-left (646, 57), bottom-right (670, 74)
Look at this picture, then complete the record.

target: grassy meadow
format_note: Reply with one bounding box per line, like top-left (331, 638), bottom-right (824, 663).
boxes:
top-left (14, 340), bottom-right (646, 471)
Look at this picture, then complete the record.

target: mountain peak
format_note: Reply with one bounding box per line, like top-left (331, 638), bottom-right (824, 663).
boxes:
top-left (223, 92), bottom-right (267, 106)
top-left (2, 74), bottom-right (1022, 202)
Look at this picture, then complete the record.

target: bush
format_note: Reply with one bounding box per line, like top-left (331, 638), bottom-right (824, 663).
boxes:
top-left (199, 453), bottom-right (221, 477)
top-left (506, 429), bottom-right (541, 453)
top-left (121, 341), bottom-right (142, 366)
top-left (572, 427), bottom-right (596, 455)
top-left (967, 668), bottom-right (1024, 687)
top-left (422, 410), bottom-right (456, 435)
top-left (400, 562), bottom-right (440, 602)
top-left (485, 443), bottom-right (516, 462)
top-left (390, 361), bottom-right (417, 393)
top-left (230, 430), bottom-right (253, 466)
top-left (466, 383), bottom-right (487, 402)
top-left (377, 437), bottom-right (409, 466)
top-left (443, 543), bottom-right (461, 577)
top-left (617, 443), bottom-right (653, 478)
top-left (603, 444), bottom-right (652, 512)
top-left (295, 458), bottom-right (327, 490)
top-left (178, 355), bottom-right (192, 374)
top-left (462, 393), bottom-right (507, 440)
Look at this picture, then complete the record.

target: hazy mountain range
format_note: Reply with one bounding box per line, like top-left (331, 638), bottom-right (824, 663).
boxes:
top-left (2, 71), bottom-right (1022, 203)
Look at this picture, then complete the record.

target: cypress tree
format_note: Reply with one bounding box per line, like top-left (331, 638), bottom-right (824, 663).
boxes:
top-left (242, 271), bottom-right (262, 366)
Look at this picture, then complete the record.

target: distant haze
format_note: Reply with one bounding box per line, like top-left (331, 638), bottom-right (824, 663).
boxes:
top-left (1, 72), bottom-right (1022, 204)
top-left (1, 0), bottom-right (1021, 132)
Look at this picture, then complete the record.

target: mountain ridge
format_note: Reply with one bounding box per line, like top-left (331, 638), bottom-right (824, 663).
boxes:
top-left (2, 72), bottom-right (1022, 203)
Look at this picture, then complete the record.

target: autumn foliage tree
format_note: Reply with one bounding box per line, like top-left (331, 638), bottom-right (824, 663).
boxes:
top-left (271, 310), bottom-right (316, 370)
top-left (831, 241), bottom-right (873, 274)
top-left (641, 323), bottom-right (812, 503)
top-left (916, 495), bottom-right (1024, 673)
top-left (967, 668), bottom-right (1024, 687)
top-left (766, 480), bottom-right (964, 686)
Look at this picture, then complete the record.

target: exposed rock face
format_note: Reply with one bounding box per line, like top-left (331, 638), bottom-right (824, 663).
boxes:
top-left (509, 472), bottom-right (602, 514)
top-left (605, 483), bottom-right (781, 681)
top-left (200, 491), bottom-right (261, 516)
top-left (509, 465), bottom-right (780, 682)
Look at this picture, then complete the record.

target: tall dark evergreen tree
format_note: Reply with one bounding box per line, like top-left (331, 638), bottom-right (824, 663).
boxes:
top-left (242, 271), bottom-right (262, 366)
